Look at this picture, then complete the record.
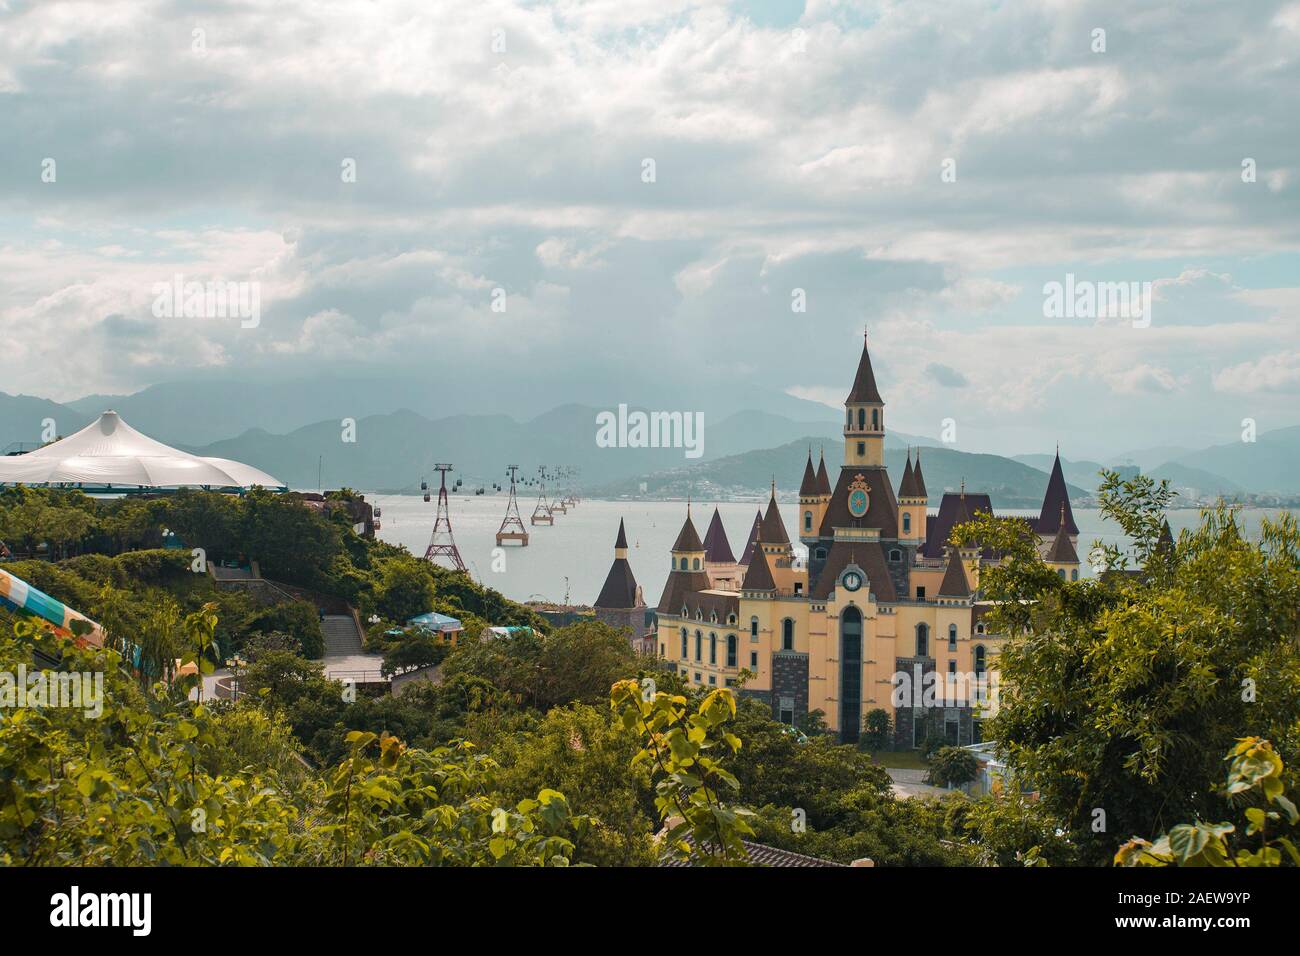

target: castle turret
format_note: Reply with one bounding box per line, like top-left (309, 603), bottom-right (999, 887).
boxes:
top-left (738, 509), bottom-right (762, 566)
top-left (897, 448), bottom-right (928, 545)
top-left (594, 519), bottom-right (646, 647)
top-left (843, 331), bottom-right (885, 468)
top-left (1045, 504), bottom-right (1080, 581)
top-left (798, 449), bottom-right (821, 541)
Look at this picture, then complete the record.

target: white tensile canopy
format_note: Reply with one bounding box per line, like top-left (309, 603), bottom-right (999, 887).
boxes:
top-left (0, 410), bottom-right (285, 491)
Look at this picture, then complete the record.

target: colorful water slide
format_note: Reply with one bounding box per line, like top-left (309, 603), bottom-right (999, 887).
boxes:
top-left (0, 566), bottom-right (105, 647)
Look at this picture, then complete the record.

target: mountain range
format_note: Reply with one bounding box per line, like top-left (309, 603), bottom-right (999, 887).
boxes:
top-left (2, 382), bottom-right (1297, 498)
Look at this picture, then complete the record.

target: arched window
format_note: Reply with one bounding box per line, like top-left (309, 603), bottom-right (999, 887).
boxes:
top-left (693, 558), bottom-right (701, 570)
top-left (695, 630), bottom-right (702, 661)
top-left (948, 623), bottom-right (957, 650)
top-left (1058, 568), bottom-right (1066, 579)
top-left (976, 622), bottom-right (985, 635)
top-left (804, 510), bottom-right (812, 531)
top-left (840, 606), bottom-right (863, 744)
top-left (750, 616), bottom-right (759, 638)
top-left (872, 409), bottom-right (879, 430)
top-left (782, 618), bottom-right (794, 651)
top-left (726, 634), bottom-right (737, 668)
top-left (915, 623), bottom-right (929, 657)
top-left (680, 628), bottom-right (688, 657)
top-left (857, 407), bottom-right (865, 430)
top-left (902, 513), bottom-right (911, 533)
top-left (1071, 568), bottom-right (1079, 581)
top-left (709, 633), bottom-right (717, 664)
top-left (974, 644), bottom-right (987, 676)
top-left (889, 548), bottom-right (902, 562)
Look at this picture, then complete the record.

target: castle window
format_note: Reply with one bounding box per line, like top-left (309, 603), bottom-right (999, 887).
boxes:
top-left (872, 409), bottom-right (879, 430)
top-left (815, 547), bottom-right (826, 561)
top-left (782, 618), bottom-right (794, 651)
top-left (728, 614), bottom-right (736, 625)
top-left (804, 511), bottom-right (812, 531)
top-left (857, 408), bottom-right (865, 430)
top-left (948, 623), bottom-right (957, 650)
top-left (915, 623), bottom-right (929, 657)
top-left (916, 586), bottom-right (926, 600)
top-left (727, 634), bottom-right (737, 667)
top-left (709, 675), bottom-right (716, 686)
top-left (1072, 569), bottom-right (1079, 581)
top-left (889, 548), bottom-right (902, 562)
top-left (709, 633), bottom-right (717, 665)
top-left (856, 441), bottom-right (865, 457)
top-left (750, 651), bottom-right (758, 668)
top-left (695, 631), bottom-right (702, 661)
top-left (693, 558), bottom-right (701, 570)
top-left (750, 616), bottom-right (758, 638)
top-left (976, 623), bottom-right (985, 634)
top-left (974, 644), bottom-right (987, 677)
top-left (1058, 568), bottom-right (1066, 579)
top-left (902, 513), bottom-right (911, 533)
top-left (948, 660), bottom-right (957, 675)
top-left (680, 628), bottom-right (688, 657)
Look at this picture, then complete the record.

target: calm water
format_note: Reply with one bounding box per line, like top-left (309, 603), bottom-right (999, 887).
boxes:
top-left (369, 493), bottom-right (1292, 606)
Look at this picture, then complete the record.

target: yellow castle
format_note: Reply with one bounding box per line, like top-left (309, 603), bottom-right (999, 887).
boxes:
top-left (647, 333), bottom-right (1080, 747)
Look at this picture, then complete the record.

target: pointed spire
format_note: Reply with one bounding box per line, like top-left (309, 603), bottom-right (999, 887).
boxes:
top-left (912, 447), bottom-right (928, 498)
top-left (846, 329), bottom-right (884, 405)
top-left (760, 484), bottom-right (790, 547)
top-left (1154, 518), bottom-right (1175, 556)
top-left (898, 448), bottom-right (919, 497)
top-left (614, 518), bottom-right (628, 551)
top-left (671, 507), bottom-right (703, 552)
top-left (702, 507), bottom-right (735, 564)
top-left (1047, 504), bottom-right (1080, 565)
top-left (1036, 449), bottom-right (1078, 536)
top-left (799, 448), bottom-right (819, 497)
top-left (815, 447), bottom-right (832, 496)
top-left (938, 548), bottom-right (973, 598)
top-left (741, 527), bottom-right (776, 591)
top-left (739, 510), bottom-right (762, 566)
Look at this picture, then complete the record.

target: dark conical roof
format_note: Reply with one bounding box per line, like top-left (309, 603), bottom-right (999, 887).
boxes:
top-left (672, 508), bottom-right (703, 552)
top-left (614, 518), bottom-right (628, 550)
top-left (1155, 519), bottom-right (1175, 555)
top-left (702, 507), bottom-right (735, 563)
top-left (1046, 517), bottom-right (1079, 564)
top-left (760, 487), bottom-right (790, 546)
top-left (815, 450), bottom-right (832, 495)
top-left (741, 535), bottom-right (776, 590)
top-left (912, 448), bottom-right (928, 498)
top-left (846, 332), bottom-right (884, 405)
top-left (1035, 451), bottom-right (1078, 536)
top-left (799, 450), bottom-right (818, 497)
top-left (938, 550), bottom-right (972, 598)
top-left (898, 452), bottom-right (917, 497)
top-left (739, 510), bottom-right (762, 566)
top-left (595, 558), bottom-right (640, 608)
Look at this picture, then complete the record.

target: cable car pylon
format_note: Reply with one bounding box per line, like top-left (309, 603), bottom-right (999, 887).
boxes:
top-left (530, 466), bottom-right (554, 526)
top-left (496, 464), bottom-right (529, 546)
top-left (424, 463), bottom-right (468, 572)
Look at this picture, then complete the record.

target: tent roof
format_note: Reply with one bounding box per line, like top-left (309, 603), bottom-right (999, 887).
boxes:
top-left (0, 411), bottom-right (284, 491)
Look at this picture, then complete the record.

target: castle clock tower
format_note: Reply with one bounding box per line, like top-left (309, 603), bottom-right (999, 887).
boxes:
top-left (844, 331), bottom-right (885, 468)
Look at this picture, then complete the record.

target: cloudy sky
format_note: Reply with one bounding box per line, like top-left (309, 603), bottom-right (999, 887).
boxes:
top-left (1, 0), bottom-right (1298, 459)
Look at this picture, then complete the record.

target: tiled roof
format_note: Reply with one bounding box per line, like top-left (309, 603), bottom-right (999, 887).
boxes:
top-left (815, 451), bottom-right (832, 495)
top-left (702, 507), bottom-right (736, 564)
top-left (658, 837), bottom-right (846, 867)
top-left (846, 333), bottom-right (884, 405)
top-left (911, 449), bottom-right (928, 498)
top-left (920, 491), bottom-right (994, 560)
top-left (760, 491), bottom-right (790, 546)
top-left (656, 568), bottom-right (713, 615)
top-left (817, 465), bottom-right (899, 539)
top-left (614, 518), bottom-right (628, 550)
top-left (595, 559), bottom-right (640, 608)
top-left (799, 451), bottom-right (819, 497)
top-left (937, 551), bottom-right (972, 598)
top-left (741, 541), bottom-right (776, 591)
top-left (1034, 452), bottom-right (1078, 536)
top-left (738, 510), bottom-right (762, 566)
top-left (810, 539), bottom-right (897, 601)
top-left (672, 510), bottom-right (704, 552)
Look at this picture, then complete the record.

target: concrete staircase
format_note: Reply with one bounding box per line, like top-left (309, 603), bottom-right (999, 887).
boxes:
top-left (322, 614), bottom-right (364, 657)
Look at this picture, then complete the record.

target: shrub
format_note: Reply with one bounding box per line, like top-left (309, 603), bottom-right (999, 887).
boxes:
top-left (926, 746), bottom-right (979, 788)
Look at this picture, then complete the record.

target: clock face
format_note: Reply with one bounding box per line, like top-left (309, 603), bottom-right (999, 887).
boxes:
top-left (842, 571), bottom-right (862, 592)
top-left (848, 488), bottom-right (869, 517)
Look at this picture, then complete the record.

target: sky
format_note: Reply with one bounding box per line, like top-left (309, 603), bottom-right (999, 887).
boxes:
top-left (1, 0), bottom-right (1298, 460)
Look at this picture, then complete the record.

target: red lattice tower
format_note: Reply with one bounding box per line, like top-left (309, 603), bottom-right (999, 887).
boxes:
top-left (424, 463), bottom-right (468, 572)
top-left (496, 464), bottom-right (529, 546)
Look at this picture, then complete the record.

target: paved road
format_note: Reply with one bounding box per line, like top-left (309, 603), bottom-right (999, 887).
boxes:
top-left (886, 767), bottom-right (953, 800)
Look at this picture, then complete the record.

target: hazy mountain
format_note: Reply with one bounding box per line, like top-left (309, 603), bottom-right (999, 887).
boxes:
top-left (1150, 462), bottom-right (1244, 496)
top-left (1164, 425), bottom-right (1300, 494)
top-left (0, 393), bottom-right (93, 451)
top-left (1112, 444), bottom-right (1196, 471)
top-left (591, 438), bottom-right (1088, 509)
